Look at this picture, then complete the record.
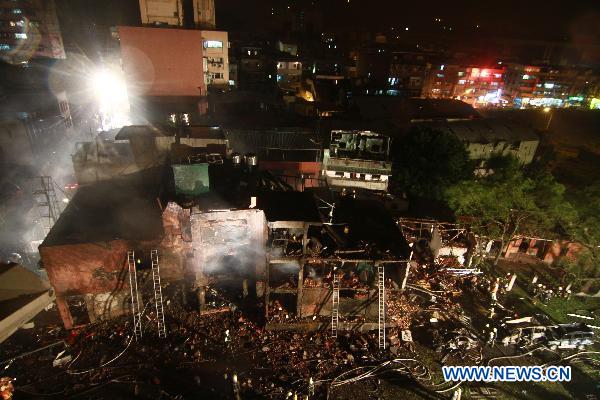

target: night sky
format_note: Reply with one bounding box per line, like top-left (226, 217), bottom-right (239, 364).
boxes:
top-left (214, 0), bottom-right (600, 42)
top-left (54, 0), bottom-right (599, 49)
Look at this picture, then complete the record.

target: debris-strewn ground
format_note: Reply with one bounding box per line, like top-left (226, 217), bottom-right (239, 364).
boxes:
top-left (1, 260), bottom-right (599, 399)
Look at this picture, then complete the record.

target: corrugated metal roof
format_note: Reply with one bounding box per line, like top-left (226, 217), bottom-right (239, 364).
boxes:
top-left (225, 129), bottom-right (321, 161)
top-left (413, 118), bottom-right (539, 143)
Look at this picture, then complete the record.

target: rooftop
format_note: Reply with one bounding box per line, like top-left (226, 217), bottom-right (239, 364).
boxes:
top-left (257, 191), bottom-right (321, 223)
top-left (351, 97), bottom-right (482, 123)
top-left (412, 118), bottom-right (540, 143)
top-left (116, 125), bottom-right (225, 140)
top-left (40, 169), bottom-right (165, 247)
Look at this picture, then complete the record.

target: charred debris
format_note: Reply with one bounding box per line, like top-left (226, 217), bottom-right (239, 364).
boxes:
top-left (1, 138), bottom-right (596, 399)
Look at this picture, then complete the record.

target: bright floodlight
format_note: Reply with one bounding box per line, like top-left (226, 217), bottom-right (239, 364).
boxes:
top-left (91, 68), bottom-right (130, 131)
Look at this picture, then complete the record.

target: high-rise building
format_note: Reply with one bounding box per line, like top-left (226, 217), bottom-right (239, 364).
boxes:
top-left (201, 30), bottom-right (228, 88)
top-left (138, 0), bottom-right (184, 27)
top-left (193, 0), bottom-right (215, 29)
top-left (0, 0), bottom-right (65, 63)
top-left (138, 0), bottom-right (215, 29)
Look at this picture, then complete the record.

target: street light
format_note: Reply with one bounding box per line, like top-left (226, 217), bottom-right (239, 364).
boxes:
top-left (543, 107), bottom-right (553, 130)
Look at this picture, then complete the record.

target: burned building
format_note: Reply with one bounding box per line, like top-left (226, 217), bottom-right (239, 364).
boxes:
top-left (38, 170), bottom-right (168, 328)
top-left (261, 190), bottom-right (412, 333)
top-left (322, 130), bottom-right (392, 192)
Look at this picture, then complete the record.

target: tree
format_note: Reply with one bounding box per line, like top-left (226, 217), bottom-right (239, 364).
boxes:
top-left (446, 155), bottom-right (574, 265)
top-left (565, 182), bottom-right (600, 279)
top-left (391, 127), bottom-right (474, 199)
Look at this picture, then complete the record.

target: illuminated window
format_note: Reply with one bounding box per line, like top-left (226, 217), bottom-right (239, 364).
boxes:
top-left (457, 71), bottom-right (465, 77)
top-left (0, 44), bottom-right (10, 51)
top-left (204, 40), bottom-right (223, 48)
top-left (458, 79), bottom-right (466, 84)
top-left (15, 32), bottom-right (27, 39)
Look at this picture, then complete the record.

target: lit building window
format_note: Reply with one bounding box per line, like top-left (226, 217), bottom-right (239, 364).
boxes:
top-left (0, 44), bottom-right (10, 51)
top-left (15, 32), bottom-right (27, 39)
top-left (204, 40), bottom-right (223, 48)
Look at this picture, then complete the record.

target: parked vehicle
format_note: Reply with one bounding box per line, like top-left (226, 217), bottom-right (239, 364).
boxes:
top-left (546, 323), bottom-right (594, 350)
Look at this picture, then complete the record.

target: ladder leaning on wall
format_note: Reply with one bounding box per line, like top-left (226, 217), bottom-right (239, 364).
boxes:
top-left (151, 249), bottom-right (167, 338)
top-left (127, 250), bottom-right (143, 340)
top-left (331, 269), bottom-right (340, 338)
top-left (377, 264), bottom-right (386, 349)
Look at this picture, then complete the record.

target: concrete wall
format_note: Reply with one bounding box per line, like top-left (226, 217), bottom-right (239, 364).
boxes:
top-left (190, 209), bottom-right (267, 297)
top-left (119, 26), bottom-right (206, 97)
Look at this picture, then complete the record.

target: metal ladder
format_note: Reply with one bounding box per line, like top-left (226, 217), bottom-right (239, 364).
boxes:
top-left (377, 264), bottom-right (386, 349)
top-left (151, 249), bottom-right (167, 338)
top-left (331, 270), bottom-right (340, 338)
top-left (127, 251), bottom-right (143, 340)
top-left (33, 176), bottom-right (62, 235)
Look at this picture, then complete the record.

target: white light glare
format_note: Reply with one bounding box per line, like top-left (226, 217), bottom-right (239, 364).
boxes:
top-left (91, 68), bottom-right (130, 131)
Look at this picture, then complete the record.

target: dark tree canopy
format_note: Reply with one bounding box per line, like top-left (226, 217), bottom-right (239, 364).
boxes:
top-left (391, 127), bottom-right (474, 199)
top-left (446, 155), bottom-right (577, 265)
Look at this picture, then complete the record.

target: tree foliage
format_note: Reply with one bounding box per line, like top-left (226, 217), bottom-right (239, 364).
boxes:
top-left (391, 127), bottom-right (474, 199)
top-left (564, 182), bottom-right (600, 278)
top-left (445, 155), bottom-right (575, 265)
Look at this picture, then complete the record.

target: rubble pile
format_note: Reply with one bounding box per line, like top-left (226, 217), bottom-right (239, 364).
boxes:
top-left (386, 293), bottom-right (421, 330)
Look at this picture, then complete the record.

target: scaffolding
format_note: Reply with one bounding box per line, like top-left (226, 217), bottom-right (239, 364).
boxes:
top-left (32, 176), bottom-right (61, 235)
top-left (127, 251), bottom-right (143, 340)
top-left (331, 269), bottom-right (340, 338)
top-left (377, 264), bottom-right (385, 349)
top-left (151, 249), bottom-right (167, 338)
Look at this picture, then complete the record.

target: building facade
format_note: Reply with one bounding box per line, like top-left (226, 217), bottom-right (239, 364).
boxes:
top-left (138, 0), bottom-right (215, 29)
top-left (423, 64), bottom-right (507, 107)
top-left (276, 59), bottom-right (302, 86)
top-left (118, 26), bottom-right (207, 97)
top-left (201, 30), bottom-right (229, 88)
top-left (322, 130), bottom-right (392, 192)
top-left (412, 119), bottom-right (539, 167)
top-left (193, 0), bottom-right (215, 29)
top-left (0, 0), bottom-right (64, 63)
top-left (138, 0), bottom-right (184, 26)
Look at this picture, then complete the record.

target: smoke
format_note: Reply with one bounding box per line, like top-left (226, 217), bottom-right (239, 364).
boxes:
top-left (190, 210), bottom-right (267, 280)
